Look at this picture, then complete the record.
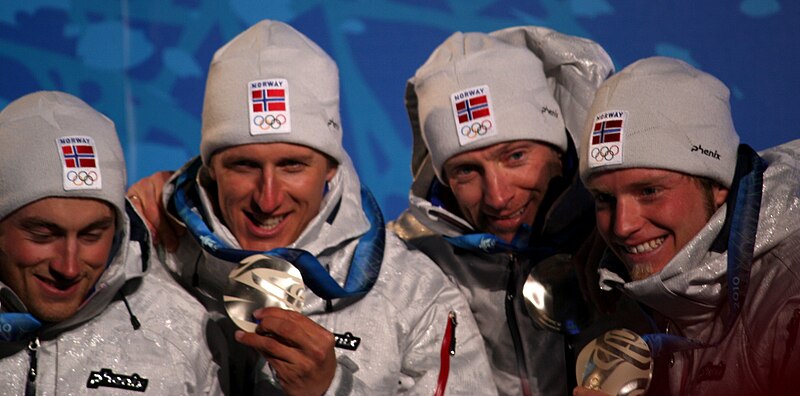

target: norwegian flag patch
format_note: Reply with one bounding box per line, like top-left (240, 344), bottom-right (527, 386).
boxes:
top-left (588, 110), bottom-right (626, 168)
top-left (57, 136), bottom-right (102, 190)
top-left (249, 79), bottom-right (291, 135)
top-left (450, 85), bottom-right (497, 146)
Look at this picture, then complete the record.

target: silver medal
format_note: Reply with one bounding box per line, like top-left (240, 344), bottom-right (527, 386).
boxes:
top-left (522, 253), bottom-right (593, 335)
top-left (575, 328), bottom-right (653, 396)
top-left (223, 254), bottom-right (305, 332)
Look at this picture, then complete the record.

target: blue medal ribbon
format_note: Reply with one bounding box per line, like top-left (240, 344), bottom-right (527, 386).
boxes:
top-left (444, 223), bottom-right (558, 264)
top-left (172, 157), bottom-right (385, 300)
top-left (444, 227), bottom-right (530, 255)
top-left (641, 333), bottom-right (704, 357)
top-left (0, 313), bottom-right (41, 342)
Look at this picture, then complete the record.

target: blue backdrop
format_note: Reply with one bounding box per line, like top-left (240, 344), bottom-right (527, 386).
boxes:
top-left (1, 1), bottom-right (797, 219)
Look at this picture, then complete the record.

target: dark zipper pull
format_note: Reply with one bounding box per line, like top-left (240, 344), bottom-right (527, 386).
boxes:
top-left (25, 337), bottom-right (39, 396)
top-left (191, 251), bottom-right (202, 287)
top-left (448, 311), bottom-right (458, 356)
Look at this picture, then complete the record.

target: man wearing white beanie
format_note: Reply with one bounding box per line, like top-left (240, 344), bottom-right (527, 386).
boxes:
top-left (0, 91), bottom-right (222, 394)
top-left (389, 27), bottom-right (636, 396)
top-left (129, 20), bottom-right (495, 395)
top-left (575, 57), bottom-right (800, 395)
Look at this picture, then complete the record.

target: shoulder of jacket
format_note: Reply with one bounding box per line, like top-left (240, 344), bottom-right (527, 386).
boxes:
top-left (125, 271), bottom-right (209, 334)
top-left (739, 231), bottom-right (800, 341)
top-left (764, 229), bottom-right (800, 272)
top-left (370, 231), bottom-right (461, 304)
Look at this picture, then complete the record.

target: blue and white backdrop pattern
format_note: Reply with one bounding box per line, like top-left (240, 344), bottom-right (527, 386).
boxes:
top-left (1, 1), bottom-right (797, 218)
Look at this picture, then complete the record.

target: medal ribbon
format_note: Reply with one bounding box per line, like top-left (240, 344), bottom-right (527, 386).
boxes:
top-left (0, 313), bottom-right (41, 342)
top-left (172, 157), bottom-right (385, 300)
top-left (444, 223), bottom-right (560, 259)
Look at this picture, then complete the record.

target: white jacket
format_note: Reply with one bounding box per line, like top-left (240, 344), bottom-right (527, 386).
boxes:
top-left (159, 154), bottom-right (497, 395)
top-left (598, 140), bottom-right (800, 395)
top-left (0, 203), bottom-right (223, 395)
top-left (391, 25), bottom-right (615, 396)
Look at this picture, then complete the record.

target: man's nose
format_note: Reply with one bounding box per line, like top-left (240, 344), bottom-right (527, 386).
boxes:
top-left (254, 170), bottom-right (283, 213)
top-left (483, 167), bottom-right (513, 210)
top-left (51, 239), bottom-right (81, 281)
top-left (612, 197), bottom-right (643, 239)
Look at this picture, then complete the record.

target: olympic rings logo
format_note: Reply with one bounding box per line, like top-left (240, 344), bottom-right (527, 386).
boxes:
top-left (590, 145), bottom-right (620, 162)
top-left (253, 114), bottom-right (287, 130)
top-left (460, 120), bottom-right (492, 139)
top-left (67, 170), bottom-right (98, 186)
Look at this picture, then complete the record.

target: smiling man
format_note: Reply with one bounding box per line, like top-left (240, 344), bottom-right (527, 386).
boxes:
top-left (589, 169), bottom-right (726, 281)
top-left (206, 142), bottom-right (336, 251)
top-left (576, 57), bottom-right (800, 395)
top-left (130, 20), bottom-right (495, 395)
top-left (441, 140), bottom-right (563, 243)
top-left (389, 27), bottom-right (617, 396)
top-left (0, 198), bottom-right (114, 323)
top-left (0, 91), bottom-right (221, 395)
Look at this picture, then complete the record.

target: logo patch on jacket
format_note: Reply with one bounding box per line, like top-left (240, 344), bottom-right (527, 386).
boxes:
top-left (334, 332), bottom-right (361, 351)
top-left (695, 362), bottom-right (725, 384)
top-left (87, 368), bottom-right (148, 392)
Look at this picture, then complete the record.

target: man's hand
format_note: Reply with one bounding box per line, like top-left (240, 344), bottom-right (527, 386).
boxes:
top-left (235, 307), bottom-right (337, 396)
top-left (126, 171), bottom-right (184, 252)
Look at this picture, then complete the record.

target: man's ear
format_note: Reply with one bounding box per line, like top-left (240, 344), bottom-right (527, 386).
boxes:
top-left (205, 157), bottom-right (218, 182)
top-left (712, 185), bottom-right (729, 208)
top-left (325, 160), bottom-right (338, 183)
top-left (711, 185), bottom-right (728, 208)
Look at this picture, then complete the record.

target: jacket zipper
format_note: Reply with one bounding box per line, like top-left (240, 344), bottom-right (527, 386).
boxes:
top-left (434, 311), bottom-right (458, 396)
top-left (667, 320), bottom-right (693, 395)
top-left (25, 336), bottom-right (39, 396)
top-left (505, 254), bottom-right (533, 396)
top-left (447, 311), bottom-right (458, 356)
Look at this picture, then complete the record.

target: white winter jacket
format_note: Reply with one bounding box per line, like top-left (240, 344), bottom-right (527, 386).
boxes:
top-left (598, 140), bottom-right (800, 395)
top-left (159, 154), bottom-right (497, 395)
top-left (391, 25), bottom-right (615, 396)
top-left (0, 203), bottom-right (223, 395)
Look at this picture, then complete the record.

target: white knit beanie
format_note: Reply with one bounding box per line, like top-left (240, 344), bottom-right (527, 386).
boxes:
top-left (413, 31), bottom-right (567, 181)
top-left (201, 19), bottom-right (344, 164)
top-left (0, 91), bottom-right (126, 220)
top-left (579, 57), bottom-right (739, 188)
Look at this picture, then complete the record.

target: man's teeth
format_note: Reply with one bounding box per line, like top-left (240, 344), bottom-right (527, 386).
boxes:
top-left (625, 237), bottom-right (665, 254)
top-left (39, 276), bottom-right (76, 290)
top-left (496, 208), bottom-right (524, 220)
top-left (255, 215), bottom-right (285, 229)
